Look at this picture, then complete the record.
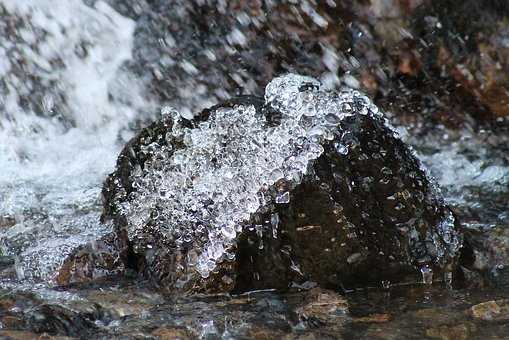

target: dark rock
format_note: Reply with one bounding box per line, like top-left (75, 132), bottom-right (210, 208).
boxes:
top-left (460, 226), bottom-right (509, 287)
top-left (0, 289), bottom-right (104, 338)
top-left (411, 0), bottom-right (509, 119)
top-left (102, 74), bottom-right (462, 294)
top-left (0, 215), bottom-right (16, 229)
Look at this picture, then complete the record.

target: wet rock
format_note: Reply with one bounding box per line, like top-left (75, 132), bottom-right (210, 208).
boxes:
top-left (352, 313), bottom-right (390, 324)
top-left (151, 327), bottom-right (191, 340)
top-left (24, 304), bottom-right (100, 337)
top-left (0, 215), bottom-right (16, 229)
top-left (1, 280), bottom-right (508, 339)
top-left (1, 315), bottom-right (25, 329)
top-left (246, 327), bottom-right (289, 340)
top-left (411, 308), bottom-right (457, 325)
top-left (469, 300), bottom-right (509, 321)
top-left (460, 226), bottom-right (509, 287)
top-left (0, 288), bottom-right (103, 338)
top-left (0, 331), bottom-right (75, 340)
top-left (85, 288), bottom-right (164, 318)
top-left (102, 74), bottom-right (463, 294)
top-left (426, 322), bottom-right (476, 340)
top-left (415, 1), bottom-right (509, 119)
top-left (55, 232), bottom-right (126, 286)
top-left (294, 288), bottom-right (349, 328)
top-left (283, 333), bottom-right (338, 340)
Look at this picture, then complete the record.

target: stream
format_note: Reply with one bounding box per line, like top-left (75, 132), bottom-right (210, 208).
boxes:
top-left (0, 1), bottom-right (508, 339)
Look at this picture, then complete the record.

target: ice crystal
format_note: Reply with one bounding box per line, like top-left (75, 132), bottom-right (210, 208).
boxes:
top-left (121, 74), bottom-right (382, 278)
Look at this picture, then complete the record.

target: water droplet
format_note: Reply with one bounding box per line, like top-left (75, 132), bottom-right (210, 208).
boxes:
top-left (444, 271), bottom-right (453, 289)
top-left (271, 213), bottom-right (279, 238)
top-left (275, 191), bottom-right (290, 204)
top-left (334, 142), bottom-right (349, 155)
top-left (421, 266), bottom-right (433, 285)
top-left (340, 102), bottom-right (353, 114)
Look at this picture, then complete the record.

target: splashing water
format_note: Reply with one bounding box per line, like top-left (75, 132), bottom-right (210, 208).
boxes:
top-left (0, 0), bottom-right (154, 283)
top-left (412, 131), bottom-right (509, 229)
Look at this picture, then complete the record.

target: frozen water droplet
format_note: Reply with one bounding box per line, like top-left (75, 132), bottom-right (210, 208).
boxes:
top-left (221, 223), bottom-right (237, 240)
top-left (161, 106), bottom-right (180, 122)
top-left (324, 113), bottom-right (341, 125)
top-left (340, 102), bottom-right (353, 114)
top-left (334, 142), bottom-right (349, 155)
top-left (271, 213), bottom-right (279, 238)
top-left (420, 266), bottom-right (433, 285)
top-left (269, 169), bottom-right (284, 183)
top-left (275, 191), bottom-right (290, 204)
top-left (381, 280), bottom-right (391, 289)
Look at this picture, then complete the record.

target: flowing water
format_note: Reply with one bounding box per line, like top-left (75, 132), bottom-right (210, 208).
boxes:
top-left (0, 1), bottom-right (508, 338)
top-left (0, 0), bottom-right (155, 283)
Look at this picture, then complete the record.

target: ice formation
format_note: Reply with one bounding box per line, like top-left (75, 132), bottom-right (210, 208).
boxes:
top-left (121, 74), bottom-right (383, 278)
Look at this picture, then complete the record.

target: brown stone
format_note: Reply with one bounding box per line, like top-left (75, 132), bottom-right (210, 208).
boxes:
top-left (151, 327), bottom-right (191, 340)
top-left (1, 315), bottom-right (24, 329)
top-left (56, 232), bottom-right (126, 286)
top-left (0, 298), bottom-right (15, 311)
top-left (469, 300), bottom-right (509, 321)
top-left (294, 288), bottom-right (349, 327)
top-left (352, 313), bottom-right (391, 323)
top-left (86, 289), bottom-right (163, 318)
top-left (426, 323), bottom-right (476, 340)
top-left (247, 327), bottom-right (287, 340)
top-left (0, 331), bottom-right (75, 340)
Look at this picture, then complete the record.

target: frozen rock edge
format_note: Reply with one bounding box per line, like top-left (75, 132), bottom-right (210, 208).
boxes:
top-left (102, 74), bottom-right (463, 293)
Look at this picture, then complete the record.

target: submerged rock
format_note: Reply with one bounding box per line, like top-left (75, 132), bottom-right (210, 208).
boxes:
top-left (102, 74), bottom-right (462, 293)
top-left (55, 231), bottom-right (127, 286)
top-left (469, 299), bottom-right (509, 321)
top-left (294, 288), bottom-right (349, 329)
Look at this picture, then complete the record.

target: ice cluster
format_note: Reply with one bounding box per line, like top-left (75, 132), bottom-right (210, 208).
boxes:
top-left (121, 74), bottom-right (382, 278)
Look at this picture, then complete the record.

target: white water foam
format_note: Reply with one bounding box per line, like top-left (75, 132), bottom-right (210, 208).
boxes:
top-left (0, 0), bottom-right (154, 283)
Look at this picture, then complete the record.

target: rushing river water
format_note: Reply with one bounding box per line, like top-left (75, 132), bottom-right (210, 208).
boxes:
top-left (0, 1), bottom-right (508, 339)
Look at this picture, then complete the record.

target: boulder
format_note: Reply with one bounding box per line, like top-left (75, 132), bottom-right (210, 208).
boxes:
top-left (102, 74), bottom-right (463, 294)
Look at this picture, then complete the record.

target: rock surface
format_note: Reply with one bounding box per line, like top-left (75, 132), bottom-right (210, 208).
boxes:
top-left (102, 74), bottom-right (463, 294)
top-left (469, 299), bottom-right (509, 321)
